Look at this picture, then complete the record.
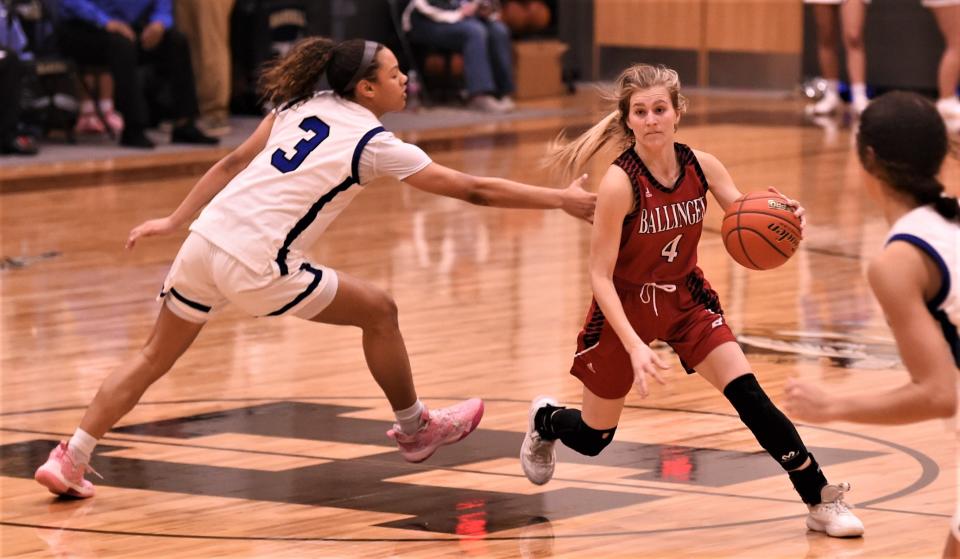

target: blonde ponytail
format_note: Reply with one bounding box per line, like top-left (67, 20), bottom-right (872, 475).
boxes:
top-left (544, 110), bottom-right (632, 180)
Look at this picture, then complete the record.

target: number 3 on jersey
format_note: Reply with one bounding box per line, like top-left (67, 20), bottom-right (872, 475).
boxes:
top-left (661, 234), bottom-right (682, 263)
top-left (271, 116), bottom-right (330, 173)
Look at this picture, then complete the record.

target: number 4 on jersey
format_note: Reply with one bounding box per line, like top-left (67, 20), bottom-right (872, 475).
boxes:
top-left (661, 234), bottom-right (682, 263)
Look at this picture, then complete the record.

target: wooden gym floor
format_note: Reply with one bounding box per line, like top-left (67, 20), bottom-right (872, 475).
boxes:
top-left (1, 90), bottom-right (957, 557)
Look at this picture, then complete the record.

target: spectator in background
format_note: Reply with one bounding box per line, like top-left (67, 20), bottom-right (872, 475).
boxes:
top-left (925, 0), bottom-right (960, 122)
top-left (57, 0), bottom-right (218, 148)
top-left (74, 72), bottom-right (124, 136)
top-left (174, 0), bottom-right (235, 137)
top-left (403, 0), bottom-right (515, 113)
top-left (0, 1), bottom-right (38, 155)
top-left (806, 0), bottom-right (869, 115)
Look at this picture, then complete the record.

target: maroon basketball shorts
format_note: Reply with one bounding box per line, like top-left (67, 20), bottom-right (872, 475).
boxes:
top-left (570, 269), bottom-right (738, 399)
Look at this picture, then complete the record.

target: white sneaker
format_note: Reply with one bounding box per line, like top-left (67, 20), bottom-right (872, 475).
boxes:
top-left (806, 482), bottom-right (864, 537)
top-left (468, 94), bottom-right (506, 113)
top-left (497, 96), bottom-right (516, 112)
top-left (937, 97), bottom-right (960, 120)
top-left (520, 396), bottom-right (558, 485)
top-left (811, 90), bottom-right (841, 115)
top-left (850, 95), bottom-right (869, 116)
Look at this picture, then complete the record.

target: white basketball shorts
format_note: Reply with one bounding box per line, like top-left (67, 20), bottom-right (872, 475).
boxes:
top-left (159, 232), bottom-right (339, 323)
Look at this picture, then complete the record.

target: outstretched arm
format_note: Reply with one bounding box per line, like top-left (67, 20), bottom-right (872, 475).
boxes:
top-left (402, 162), bottom-right (596, 222)
top-left (126, 113), bottom-right (277, 248)
top-left (786, 243), bottom-right (957, 423)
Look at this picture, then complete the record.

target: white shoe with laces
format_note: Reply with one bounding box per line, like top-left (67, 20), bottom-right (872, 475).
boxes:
top-left (811, 90), bottom-right (841, 115)
top-left (806, 482), bottom-right (864, 537)
top-left (520, 396), bottom-right (558, 485)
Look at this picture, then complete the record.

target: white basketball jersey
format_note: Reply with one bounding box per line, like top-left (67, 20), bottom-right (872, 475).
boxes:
top-left (191, 91), bottom-right (431, 276)
top-left (886, 205), bottom-right (960, 365)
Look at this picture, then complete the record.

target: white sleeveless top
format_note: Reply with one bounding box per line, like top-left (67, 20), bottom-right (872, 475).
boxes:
top-left (191, 91), bottom-right (431, 276)
top-left (886, 205), bottom-right (960, 366)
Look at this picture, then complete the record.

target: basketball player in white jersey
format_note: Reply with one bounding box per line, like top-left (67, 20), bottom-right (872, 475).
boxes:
top-left (804, 0), bottom-right (869, 115)
top-left (33, 37), bottom-right (596, 499)
top-left (786, 92), bottom-right (959, 553)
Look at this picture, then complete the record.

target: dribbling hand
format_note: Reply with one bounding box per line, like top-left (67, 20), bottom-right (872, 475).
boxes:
top-left (126, 217), bottom-right (177, 249)
top-left (629, 344), bottom-right (668, 398)
top-left (767, 186), bottom-right (806, 232)
top-left (561, 174), bottom-right (596, 223)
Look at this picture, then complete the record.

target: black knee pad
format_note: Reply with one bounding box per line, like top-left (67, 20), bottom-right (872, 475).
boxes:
top-left (535, 406), bottom-right (617, 457)
top-left (723, 373), bottom-right (809, 470)
top-left (559, 418), bottom-right (617, 457)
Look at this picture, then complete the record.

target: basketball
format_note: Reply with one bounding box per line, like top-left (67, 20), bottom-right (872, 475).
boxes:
top-left (721, 192), bottom-right (802, 270)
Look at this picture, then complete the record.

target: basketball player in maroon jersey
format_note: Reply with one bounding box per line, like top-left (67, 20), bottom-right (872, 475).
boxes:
top-left (518, 63), bottom-right (864, 537)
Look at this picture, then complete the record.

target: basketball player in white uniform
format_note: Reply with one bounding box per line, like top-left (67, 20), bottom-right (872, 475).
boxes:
top-left (34, 37), bottom-right (595, 499)
top-left (786, 92), bottom-right (958, 553)
top-left (804, 0), bottom-right (869, 114)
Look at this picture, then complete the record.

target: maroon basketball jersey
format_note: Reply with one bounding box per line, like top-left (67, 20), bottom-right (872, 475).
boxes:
top-left (612, 143), bottom-right (709, 283)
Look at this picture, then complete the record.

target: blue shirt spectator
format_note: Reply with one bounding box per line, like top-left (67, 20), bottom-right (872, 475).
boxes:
top-left (0, 3), bottom-right (31, 58)
top-left (61, 0), bottom-right (173, 30)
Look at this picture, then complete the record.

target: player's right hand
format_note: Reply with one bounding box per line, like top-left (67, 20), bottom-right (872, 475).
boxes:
top-left (126, 217), bottom-right (177, 249)
top-left (629, 343), bottom-right (668, 398)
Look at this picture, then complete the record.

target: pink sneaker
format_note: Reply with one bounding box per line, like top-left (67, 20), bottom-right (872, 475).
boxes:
top-left (386, 398), bottom-right (484, 463)
top-left (103, 110), bottom-right (124, 134)
top-left (34, 442), bottom-right (101, 498)
top-left (74, 113), bottom-right (105, 135)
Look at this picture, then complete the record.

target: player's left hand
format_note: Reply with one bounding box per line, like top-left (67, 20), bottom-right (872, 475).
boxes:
top-left (784, 378), bottom-right (835, 423)
top-left (768, 186), bottom-right (806, 233)
top-left (126, 216), bottom-right (177, 249)
top-left (560, 174), bottom-right (596, 223)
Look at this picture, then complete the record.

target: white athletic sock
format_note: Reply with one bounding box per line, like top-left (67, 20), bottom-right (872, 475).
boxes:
top-left (850, 83), bottom-right (867, 103)
top-left (97, 98), bottom-right (114, 113)
top-left (824, 79), bottom-right (839, 94)
top-left (67, 428), bottom-right (98, 466)
top-left (79, 100), bottom-right (95, 115)
top-left (394, 400), bottom-right (425, 435)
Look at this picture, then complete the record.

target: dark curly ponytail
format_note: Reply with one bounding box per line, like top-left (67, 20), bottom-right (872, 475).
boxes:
top-left (856, 91), bottom-right (958, 221)
top-left (259, 37), bottom-right (383, 109)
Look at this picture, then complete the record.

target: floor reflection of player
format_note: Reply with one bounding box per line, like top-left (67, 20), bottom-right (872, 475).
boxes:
top-left (796, 128), bottom-right (874, 338)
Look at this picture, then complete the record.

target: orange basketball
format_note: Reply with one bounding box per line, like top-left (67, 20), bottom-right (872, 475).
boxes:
top-left (721, 192), bottom-right (802, 270)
